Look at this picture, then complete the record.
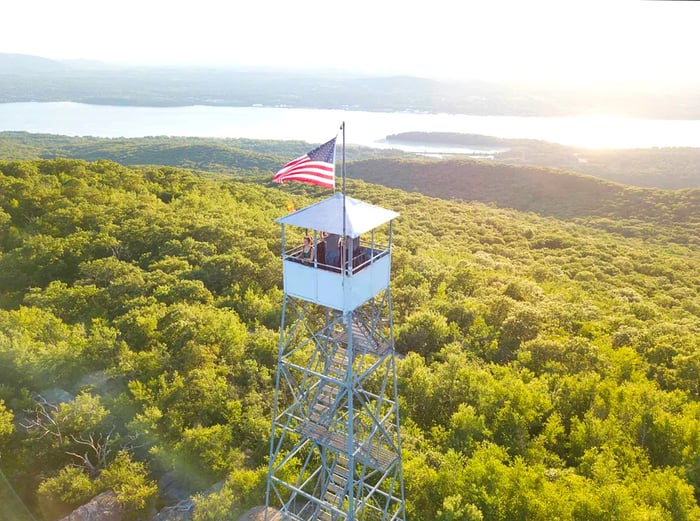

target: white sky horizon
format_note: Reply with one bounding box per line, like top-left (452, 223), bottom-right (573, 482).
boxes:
top-left (2, 0), bottom-right (699, 88)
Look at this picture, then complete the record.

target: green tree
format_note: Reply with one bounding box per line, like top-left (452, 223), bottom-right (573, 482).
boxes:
top-left (98, 450), bottom-right (157, 514)
top-left (37, 466), bottom-right (96, 520)
top-left (0, 399), bottom-right (13, 446)
top-left (396, 310), bottom-right (452, 358)
top-left (192, 467), bottom-right (267, 521)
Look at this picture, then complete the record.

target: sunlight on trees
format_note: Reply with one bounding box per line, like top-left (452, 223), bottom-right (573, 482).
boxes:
top-left (1, 157), bottom-right (700, 520)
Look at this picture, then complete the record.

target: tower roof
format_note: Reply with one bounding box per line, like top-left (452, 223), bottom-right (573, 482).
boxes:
top-left (276, 193), bottom-right (399, 238)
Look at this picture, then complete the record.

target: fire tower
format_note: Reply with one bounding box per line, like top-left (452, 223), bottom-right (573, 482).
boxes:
top-left (265, 193), bottom-right (405, 521)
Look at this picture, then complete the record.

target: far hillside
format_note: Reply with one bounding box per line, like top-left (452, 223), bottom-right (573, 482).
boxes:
top-left (387, 132), bottom-right (700, 189)
top-left (1, 132), bottom-right (698, 245)
top-left (3, 131), bottom-right (700, 190)
top-left (348, 157), bottom-right (700, 245)
top-left (0, 132), bottom-right (400, 169)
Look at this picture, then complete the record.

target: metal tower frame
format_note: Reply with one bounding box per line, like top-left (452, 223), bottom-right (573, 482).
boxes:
top-left (265, 195), bottom-right (405, 521)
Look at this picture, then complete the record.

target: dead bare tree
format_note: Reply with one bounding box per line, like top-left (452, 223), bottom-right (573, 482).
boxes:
top-left (21, 394), bottom-right (116, 477)
top-left (66, 428), bottom-right (114, 478)
top-left (19, 395), bottom-right (64, 443)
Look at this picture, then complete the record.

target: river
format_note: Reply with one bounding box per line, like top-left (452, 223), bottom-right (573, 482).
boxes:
top-left (2, 102), bottom-right (700, 151)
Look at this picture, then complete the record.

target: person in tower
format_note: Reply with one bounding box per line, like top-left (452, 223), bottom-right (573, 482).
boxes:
top-left (299, 236), bottom-right (314, 264)
top-left (316, 232), bottom-right (327, 267)
top-left (325, 232), bottom-right (341, 271)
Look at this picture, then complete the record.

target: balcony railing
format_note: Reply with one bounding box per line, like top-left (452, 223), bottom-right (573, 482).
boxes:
top-left (281, 242), bottom-right (392, 312)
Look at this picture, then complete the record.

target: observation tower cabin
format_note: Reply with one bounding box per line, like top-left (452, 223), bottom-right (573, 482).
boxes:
top-left (276, 193), bottom-right (398, 312)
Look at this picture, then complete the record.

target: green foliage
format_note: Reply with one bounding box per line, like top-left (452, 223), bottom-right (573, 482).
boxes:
top-left (53, 391), bottom-right (108, 434)
top-left (37, 466), bottom-right (97, 520)
top-left (192, 467), bottom-right (267, 521)
top-left (396, 310), bottom-right (453, 358)
top-left (0, 306), bottom-right (93, 389)
top-left (98, 450), bottom-right (157, 513)
top-left (1, 155), bottom-right (700, 519)
top-left (0, 399), bottom-right (13, 443)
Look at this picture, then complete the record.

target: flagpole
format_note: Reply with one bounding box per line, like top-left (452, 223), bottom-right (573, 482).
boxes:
top-left (341, 121), bottom-right (346, 274)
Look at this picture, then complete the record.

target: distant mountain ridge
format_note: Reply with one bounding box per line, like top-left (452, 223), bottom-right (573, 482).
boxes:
top-left (0, 53), bottom-right (70, 73)
top-left (347, 157), bottom-right (700, 243)
top-left (2, 54), bottom-right (699, 118)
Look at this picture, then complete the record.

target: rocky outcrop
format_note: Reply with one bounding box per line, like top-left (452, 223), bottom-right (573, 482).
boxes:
top-left (58, 491), bottom-right (124, 521)
top-left (58, 489), bottom-right (279, 521)
top-left (152, 500), bottom-right (194, 521)
top-left (236, 506), bottom-right (282, 521)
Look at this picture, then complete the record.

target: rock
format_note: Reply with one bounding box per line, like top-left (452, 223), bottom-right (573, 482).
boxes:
top-left (236, 506), bottom-right (283, 521)
top-left (58, 491), bottom-right (124, 521)
top-left (152, 499), bottom-right (194, 521)
top-left (39, 388), bottom-right (75, 404)
top-left (158, 472), bottom-right (190, 503)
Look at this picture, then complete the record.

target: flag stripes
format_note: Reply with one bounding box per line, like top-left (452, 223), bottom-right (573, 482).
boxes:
top-left (273, 137), bottom-right (336, 189)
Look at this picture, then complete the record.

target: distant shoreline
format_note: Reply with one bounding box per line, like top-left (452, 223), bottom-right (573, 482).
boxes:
top-left (2, 56), bottom-right (700, 120)
top-left (2, 102), bottom-right (700, 150)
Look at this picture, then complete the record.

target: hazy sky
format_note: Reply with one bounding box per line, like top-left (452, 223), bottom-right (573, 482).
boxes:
top-left (2, 0), bottom-right (698, 86)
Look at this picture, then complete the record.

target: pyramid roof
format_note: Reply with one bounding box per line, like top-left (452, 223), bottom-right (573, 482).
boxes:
top-left (276, 193), bottom-right (398, 238)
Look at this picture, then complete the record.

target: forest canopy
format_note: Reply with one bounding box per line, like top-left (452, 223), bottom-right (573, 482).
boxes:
top-left (0, 157), bottom-right (699, 520)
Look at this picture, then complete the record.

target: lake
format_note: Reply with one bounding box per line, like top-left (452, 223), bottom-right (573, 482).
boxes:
top-left (2, 102), bottom-right (700, 151)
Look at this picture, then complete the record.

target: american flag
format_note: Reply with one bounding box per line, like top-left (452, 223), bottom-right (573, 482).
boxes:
top-left (272, 137), bottom-right (336, 189)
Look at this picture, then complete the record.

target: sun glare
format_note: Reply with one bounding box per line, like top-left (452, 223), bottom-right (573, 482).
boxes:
top-left (553, 115), bottom-right (698, 149)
